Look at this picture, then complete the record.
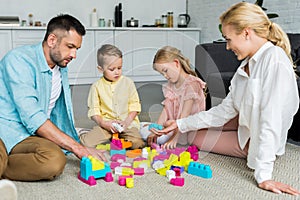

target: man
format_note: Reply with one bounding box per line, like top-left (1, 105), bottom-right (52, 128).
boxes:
top-left (0, 14), bottom-right (106, 181)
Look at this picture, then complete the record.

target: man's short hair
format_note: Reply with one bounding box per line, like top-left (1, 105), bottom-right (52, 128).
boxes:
top-left (43, 14), bottom-right (85, 42)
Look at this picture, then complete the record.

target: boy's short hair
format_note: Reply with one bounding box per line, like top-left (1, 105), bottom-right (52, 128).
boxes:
top-left (97, 44), bottom-right (122, 67)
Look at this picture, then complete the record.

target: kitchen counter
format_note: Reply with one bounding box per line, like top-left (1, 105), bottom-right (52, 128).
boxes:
top-left (0, 26), bottom-right (201, 31)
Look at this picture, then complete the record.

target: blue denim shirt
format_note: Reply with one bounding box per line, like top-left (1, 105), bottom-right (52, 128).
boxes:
top-left (0, 42), bottom-right (79, 153)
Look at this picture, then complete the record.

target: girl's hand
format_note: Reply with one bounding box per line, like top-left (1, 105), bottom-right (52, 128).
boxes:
top-left (153, 120), bottom-right (178, 136)
top-left (258, 180), bottom-right (300, 195)
top-left (162, 131), bottom-right (179, 150)
top-left (147, 133), bottom-right (158, 147)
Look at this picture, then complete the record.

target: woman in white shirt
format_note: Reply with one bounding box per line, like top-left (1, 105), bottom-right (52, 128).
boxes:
top-left (152, 2), bottom-right (300, 196)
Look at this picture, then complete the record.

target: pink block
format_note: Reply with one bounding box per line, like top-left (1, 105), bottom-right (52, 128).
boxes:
top-left (133, 168), bottom-right (144, 175)
top-left (111, 140), bottom-right (123, 150)
top-left (110, 161), bottom-right (121, 170)
top-left (111, 154), bottom-right (126, 162)
top-left (78, 173), bottom-right (97, 186)
top-left (173, 168), bottom-right (181, 176)
top-left (170, 177), bottom-right (184, 187)
top-left (153, 154), bottom-right (169, 161)
top-left (118, 175), bottom-right (132, 186)
top-left (133, 157), bottom-right (147, 162)
top-left (104, 172), bottom-right (114, 182)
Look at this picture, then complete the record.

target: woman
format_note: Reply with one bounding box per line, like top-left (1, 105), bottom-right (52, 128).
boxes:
top-left (153, 2), bottom-right (300, 195)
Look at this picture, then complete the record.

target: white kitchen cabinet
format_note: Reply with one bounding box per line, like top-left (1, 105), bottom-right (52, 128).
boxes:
top-left (167, 30), bottom-right (200, 69)
top-left (115, 30), bottom-right (167, 78)
top-left (1, 27), bottom-right (200, 84)
top-left (0, 30), bottom-right (12, 59)
top-left (115, 28), bottom-right (200, 81)
top-left (12, 29), bottom-right (45, 47)
top-left (68, 31), bottom-right (96, 84)
top-left (114, 30), bottom-right (134, 76)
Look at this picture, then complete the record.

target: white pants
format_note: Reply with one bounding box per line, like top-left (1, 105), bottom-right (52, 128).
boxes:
top-left (139, 122), bottom-right (173, 145)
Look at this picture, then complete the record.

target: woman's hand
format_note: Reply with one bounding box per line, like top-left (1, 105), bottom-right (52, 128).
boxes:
top-left (152, 120), bottom-right (178, 136)
top-left (258, 180), bottom-right (300, 195)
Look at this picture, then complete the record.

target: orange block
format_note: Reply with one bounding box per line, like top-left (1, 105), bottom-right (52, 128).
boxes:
top-left (121, 139), bottom-right (132, 149)
top-left (126, 149), bottom-right (142, 158)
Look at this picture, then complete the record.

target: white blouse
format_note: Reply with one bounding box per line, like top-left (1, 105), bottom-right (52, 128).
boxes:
top-left (177, 42), bottom-right (299, 183)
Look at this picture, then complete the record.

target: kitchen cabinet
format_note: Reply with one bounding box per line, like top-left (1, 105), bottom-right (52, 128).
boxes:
top-left (12, 29), bottom-right (44, 47)
top-left (167, 30), bottom-right (200, 69)
top-left (0, 27), bottom-right (200, 84)
top-left (115, 28), bottom-right (200, 81)
top-left (68, 30), bottom-right (96, 85)
top-left (0, 30), bottom-right (12, 59)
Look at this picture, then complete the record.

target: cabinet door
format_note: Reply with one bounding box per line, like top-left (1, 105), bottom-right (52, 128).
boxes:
top-left (167, 30), bottom-right (200, 68)
top-left (132, 30), bottom-right (167, 76)
top-left (68, 31), bottom-right (96, 84)
top-left (114, 30), bottom-right (133, 76)
top-left (12, 30), bottom-right (45, 47)
top-left (94, 30), bottom-right (114, 76)
top-left (0, 30), bottom-right (12, 59)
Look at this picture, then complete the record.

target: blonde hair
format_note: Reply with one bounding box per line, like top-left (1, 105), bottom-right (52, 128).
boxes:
top-left (220, 2), bottom-right (292, 64)
top-left (153, 46), bottom-right (197, 77)
top-left (97, 44), bottom-right (122, 67)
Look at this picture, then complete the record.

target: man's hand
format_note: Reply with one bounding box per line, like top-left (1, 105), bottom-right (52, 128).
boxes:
top-left (258, 180), bottom-right (300, 196)
top-left (72, 145), bottom-right (108, 162)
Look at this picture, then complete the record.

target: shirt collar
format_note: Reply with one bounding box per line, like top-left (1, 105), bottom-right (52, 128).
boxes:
top-left (237, 41), bottom-right (274, 76)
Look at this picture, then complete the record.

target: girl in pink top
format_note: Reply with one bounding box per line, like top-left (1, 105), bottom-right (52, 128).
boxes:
top-left (140, 46), bottom-right (206, 149)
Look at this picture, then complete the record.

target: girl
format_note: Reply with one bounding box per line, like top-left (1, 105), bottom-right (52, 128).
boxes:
top-left (140, 46), bottom-right (206, 149)
top-left (153, 2), bottom-right (300, 196)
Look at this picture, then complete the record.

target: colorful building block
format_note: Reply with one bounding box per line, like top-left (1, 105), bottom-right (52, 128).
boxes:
top-left (148, 123), bottom-right (163, 130)
top-left (187, 162), bottom-right (212, 179)
top-left (170, 177), bottom-right (184, 187)
top-left (110, 148), bottom-right (126, 156)
top-left (78, 156), bottom-right (111, 186)
top-left (126, 149), bottom-right (142, 158)
top-left (186, 145), bottom-right (199, 161)
top-left (126, 177), bottom-right (134, 188)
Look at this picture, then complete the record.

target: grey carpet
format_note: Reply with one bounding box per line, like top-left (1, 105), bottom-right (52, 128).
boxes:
top-left (14, 143), bottom-right (300, 200)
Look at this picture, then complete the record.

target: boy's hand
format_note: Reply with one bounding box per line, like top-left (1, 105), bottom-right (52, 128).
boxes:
top-left (100, 120), bottom-right (119, 133)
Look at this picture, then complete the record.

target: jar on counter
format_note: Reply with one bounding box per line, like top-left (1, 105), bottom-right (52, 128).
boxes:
top-left (167, 12), bottom-right (173, 28)
top-left (161, 15), bottom-right (167, 27)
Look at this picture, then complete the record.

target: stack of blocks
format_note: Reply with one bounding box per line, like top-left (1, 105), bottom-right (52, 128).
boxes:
top-left (78, 132), bottom-right (213, 188)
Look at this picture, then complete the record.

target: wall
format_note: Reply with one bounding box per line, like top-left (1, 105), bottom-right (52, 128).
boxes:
top-left (189, 0), bottom-right (300, 43)
top-left (0, 0), bottom-right (186, 27)
top-left (71, 82), bottom-right (165, 128)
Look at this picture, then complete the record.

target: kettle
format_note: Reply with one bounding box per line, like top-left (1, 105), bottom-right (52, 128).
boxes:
top-left (177, 14), bottom-right (190, 28)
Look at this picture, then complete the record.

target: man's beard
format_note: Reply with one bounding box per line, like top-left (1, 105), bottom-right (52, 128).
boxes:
top-left (50, 49), bottom-right (71, 68)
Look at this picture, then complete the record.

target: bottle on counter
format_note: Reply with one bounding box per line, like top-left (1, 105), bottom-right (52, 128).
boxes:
top-left (114, 3), bottom-right (122, 27)
top-left (90, 8), bottom-right (98, 27)
top-left (167, 12), bottom-right (173, 28)
top-left (28, 14), bottom-right (33, 26)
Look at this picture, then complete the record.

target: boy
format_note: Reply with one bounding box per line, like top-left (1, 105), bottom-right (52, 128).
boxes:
top-left (80, 44), bottom-right (145, 149)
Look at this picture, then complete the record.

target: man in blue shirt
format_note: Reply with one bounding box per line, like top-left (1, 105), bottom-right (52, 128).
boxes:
top-left (0, 14), bottom-right (106, 181)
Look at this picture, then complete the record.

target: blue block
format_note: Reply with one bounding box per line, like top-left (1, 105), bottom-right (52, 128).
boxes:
top-left (148, 123), bottom-right (163, 130)
top-left (110, 148), bottom-right (126, 156)
top-left (187, 161), bottom-right (212, 179)
top-left (80, 157), bottom-right (111, 180)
